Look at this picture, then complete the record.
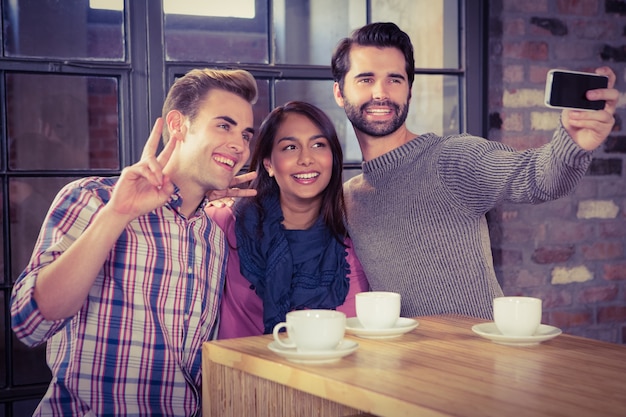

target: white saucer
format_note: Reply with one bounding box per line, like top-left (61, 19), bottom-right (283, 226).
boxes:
top-left (267, 339), bottom-right (359, 364)
top-left (471, 322), bottom-right (562, 347)
top-left (345, 317), bottom-right (419, 339)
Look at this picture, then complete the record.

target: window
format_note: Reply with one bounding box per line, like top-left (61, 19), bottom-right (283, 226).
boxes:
top-left (0, 1), bottom-right (483, 413)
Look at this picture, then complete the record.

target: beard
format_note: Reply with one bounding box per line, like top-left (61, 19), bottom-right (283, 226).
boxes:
top-left (343, 97), bottom-right (409, 137)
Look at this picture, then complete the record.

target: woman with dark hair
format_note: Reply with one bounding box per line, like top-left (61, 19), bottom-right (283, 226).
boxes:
top-left (207, 101), bottom-right (369, 338)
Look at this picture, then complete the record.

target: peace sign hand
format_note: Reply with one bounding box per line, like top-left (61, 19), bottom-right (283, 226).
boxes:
top-left (108, 118), bottom-right (176, 222)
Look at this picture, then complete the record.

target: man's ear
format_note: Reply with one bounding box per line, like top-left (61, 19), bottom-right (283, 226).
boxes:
top-left (333, 82), bottom-right (345, 108)
top-left (165, 110), bottom-right (186, 140)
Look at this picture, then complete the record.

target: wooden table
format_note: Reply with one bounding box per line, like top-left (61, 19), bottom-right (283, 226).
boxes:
top-left (202, 315), bottom-right (626, 417)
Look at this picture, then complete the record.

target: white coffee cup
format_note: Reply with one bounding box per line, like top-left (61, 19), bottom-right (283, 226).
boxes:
top-left (355, 291), bottom-right (401, 330)
top-left (493, 296), bottom-right (542, 337)
top-left (272, 309), bottom-right (346, 352)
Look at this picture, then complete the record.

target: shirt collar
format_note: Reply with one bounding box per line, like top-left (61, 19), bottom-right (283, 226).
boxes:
top-left (167, 184), bottom-right (209, 217)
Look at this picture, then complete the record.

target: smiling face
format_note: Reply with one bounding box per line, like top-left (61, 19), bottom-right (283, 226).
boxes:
top-left (334, 45), bottom-right (411, 138)
top-left (171, 88), bottom-right (254, 195)
top-left (263, 112), bottom-right (333, 208)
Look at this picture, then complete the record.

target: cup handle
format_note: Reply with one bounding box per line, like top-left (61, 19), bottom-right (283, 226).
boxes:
top-left (272, 322), bottom-right (296, 349)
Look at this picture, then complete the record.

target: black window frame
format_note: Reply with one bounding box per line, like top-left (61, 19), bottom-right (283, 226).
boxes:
top-left (0, 1), bottom-right (486, 413)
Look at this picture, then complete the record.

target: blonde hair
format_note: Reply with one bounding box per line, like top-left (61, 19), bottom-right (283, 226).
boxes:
top-left (161, 68), bottom-right (258, 142)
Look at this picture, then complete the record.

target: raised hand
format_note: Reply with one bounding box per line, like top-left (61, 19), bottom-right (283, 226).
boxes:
top-left (562, 66), bottom-right (620, 151)
top-left (206, 171), bottom-right (258, 207)
top-left (108, 118), bottom-right (176, 221)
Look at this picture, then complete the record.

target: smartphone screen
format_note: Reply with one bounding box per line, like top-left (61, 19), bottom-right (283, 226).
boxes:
top-left (545, 70), bottom-right (608, 111)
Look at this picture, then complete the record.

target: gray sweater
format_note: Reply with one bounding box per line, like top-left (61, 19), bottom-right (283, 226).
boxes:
top-left (344, 124), bottom-right (592, 319)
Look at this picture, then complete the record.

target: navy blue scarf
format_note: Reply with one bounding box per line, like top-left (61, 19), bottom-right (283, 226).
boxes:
top-left (235, 194), bottom-right (350, 334)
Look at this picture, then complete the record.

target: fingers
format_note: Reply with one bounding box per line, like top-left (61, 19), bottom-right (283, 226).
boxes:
top-left (141, 118), bottom-right (164, 160)
top-left (207, 197), bottom-right (235, 208)
top-left (231, 188), bottom-right (257, 198)
top-left (567, 108), bottom-right (615, 125)
top-left (139, 118), bottom-right (178, 188)
top-left (156, 128), bottom-right (177, 167)
top-left (229, 171), bottom-right (257, 188)
top-left (584, 67), bottom-right (619, 114)
top-left (595, 66), bottom-right (615, 88)
top-left (133, 159), bottom-right (166, 190)
top-left (565, 109), bottom-right (616, 147)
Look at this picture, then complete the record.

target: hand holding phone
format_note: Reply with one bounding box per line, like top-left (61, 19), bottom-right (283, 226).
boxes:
top-left (544, 69), bottom-right (609, 111)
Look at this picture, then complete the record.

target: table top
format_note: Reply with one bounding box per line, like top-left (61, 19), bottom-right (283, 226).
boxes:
top-left (203, 315), bottom-right (626, 417)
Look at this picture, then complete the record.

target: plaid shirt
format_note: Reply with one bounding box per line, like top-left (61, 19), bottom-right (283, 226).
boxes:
top-left (11, 177), bottom-right (226, 417)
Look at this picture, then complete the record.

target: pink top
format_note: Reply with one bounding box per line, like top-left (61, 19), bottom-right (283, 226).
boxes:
top-left (206, 205), bottom-right (370, 339)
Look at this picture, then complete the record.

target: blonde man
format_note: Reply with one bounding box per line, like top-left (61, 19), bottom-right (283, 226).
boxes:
top-left (11, 68), bottom-right (257, 416)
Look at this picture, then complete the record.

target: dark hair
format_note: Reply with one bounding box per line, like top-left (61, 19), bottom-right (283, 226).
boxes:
top-left (331, 22), bottom-right (415, 92)
top-left (161, 68), bottom-right (258, 143)
top-left (243, 101), bottom-right (347, 241)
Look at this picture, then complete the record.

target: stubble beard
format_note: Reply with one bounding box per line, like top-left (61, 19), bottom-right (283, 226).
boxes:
top-left (343, 98), bottom-right (410, 138)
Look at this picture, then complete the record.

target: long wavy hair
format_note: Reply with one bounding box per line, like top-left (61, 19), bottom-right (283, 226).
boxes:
top-left (240, 100), bottom-right (347, 242)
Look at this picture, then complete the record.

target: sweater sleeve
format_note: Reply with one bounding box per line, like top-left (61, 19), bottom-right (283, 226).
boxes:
top-left (438, 122), bottom-right (593, 215)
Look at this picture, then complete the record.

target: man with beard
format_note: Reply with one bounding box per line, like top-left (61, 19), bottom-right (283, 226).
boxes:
top-left (331, 22), bottom-right (618, 319)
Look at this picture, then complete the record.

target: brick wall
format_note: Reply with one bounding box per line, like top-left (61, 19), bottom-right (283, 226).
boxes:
top-left (487, 0), bottom-right (626, 343)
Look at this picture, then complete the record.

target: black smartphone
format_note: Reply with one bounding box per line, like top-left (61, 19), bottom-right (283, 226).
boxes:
top-left (544, 69), bottom-right (608, 111)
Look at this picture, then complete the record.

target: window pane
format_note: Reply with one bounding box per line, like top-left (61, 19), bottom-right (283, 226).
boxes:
top-left (410, 74), bottom-right (460, 136)
top-left (247, 78), bottom-right (271, 163)
top-left (12, 334), bottom-right (51, 386)
top-left (0, 188), bottom-right (3, 285)
top-left (2, 0), bottom-right (125, 60)
top-left (6, 73), bottom-right (120, 171)
top-left (9, 177), bottom-right (81, 281)
top-left (0, 291), bottom-right (5, 388)
top-left (164, 0), bottom-right (268, 63)
top-left (372, 0), bottom-right (459, 69)
top-left (273, 0), bottom-right (366, 65)
top-left (12, 399), bottom-right (40, 417)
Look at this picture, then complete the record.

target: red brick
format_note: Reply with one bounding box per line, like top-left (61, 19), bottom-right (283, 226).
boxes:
top-left (503, 65), bottom-right (524, 83)
top-left (556, 0), bottom-right (599, 15)
top-left (513, 269), bottom-right (547, 288)
top-left (598, 306), bottom-right (626, 323)
top-left (600, 221), bottom-right (626, 239)
top-left (502, 225), bottom-right (537, 244)
top-left (532, 246), bottom-right (575, 264)
top-left (554, 41), bottom-right (597, 60)
top-left (549, 310), bottom-right (593, 327)
top-left (570, 19), bottom-right (618, 39)
top-left (529, 65), bottom-right (551, 84)
top-left (503, 41), bottom-right (549, 60)
top-left (546, 221), bottom-right (594, 244)
top-left (492, 207), bottom-right (520, 222)
top-left (502, 112), bottom-right (524, 131)
top-left (542, 288), bottom-right (574, 308)
top-left (603, 263), bottom-right (626, 281)
top-left (579, 285), bottom-right (619, 303)
top-left (581, 242), bottom-right (624, 261)
top-left (503, 18), bottom-right (526, 37)
top-left (504, 1), bottom-right (548, 13)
